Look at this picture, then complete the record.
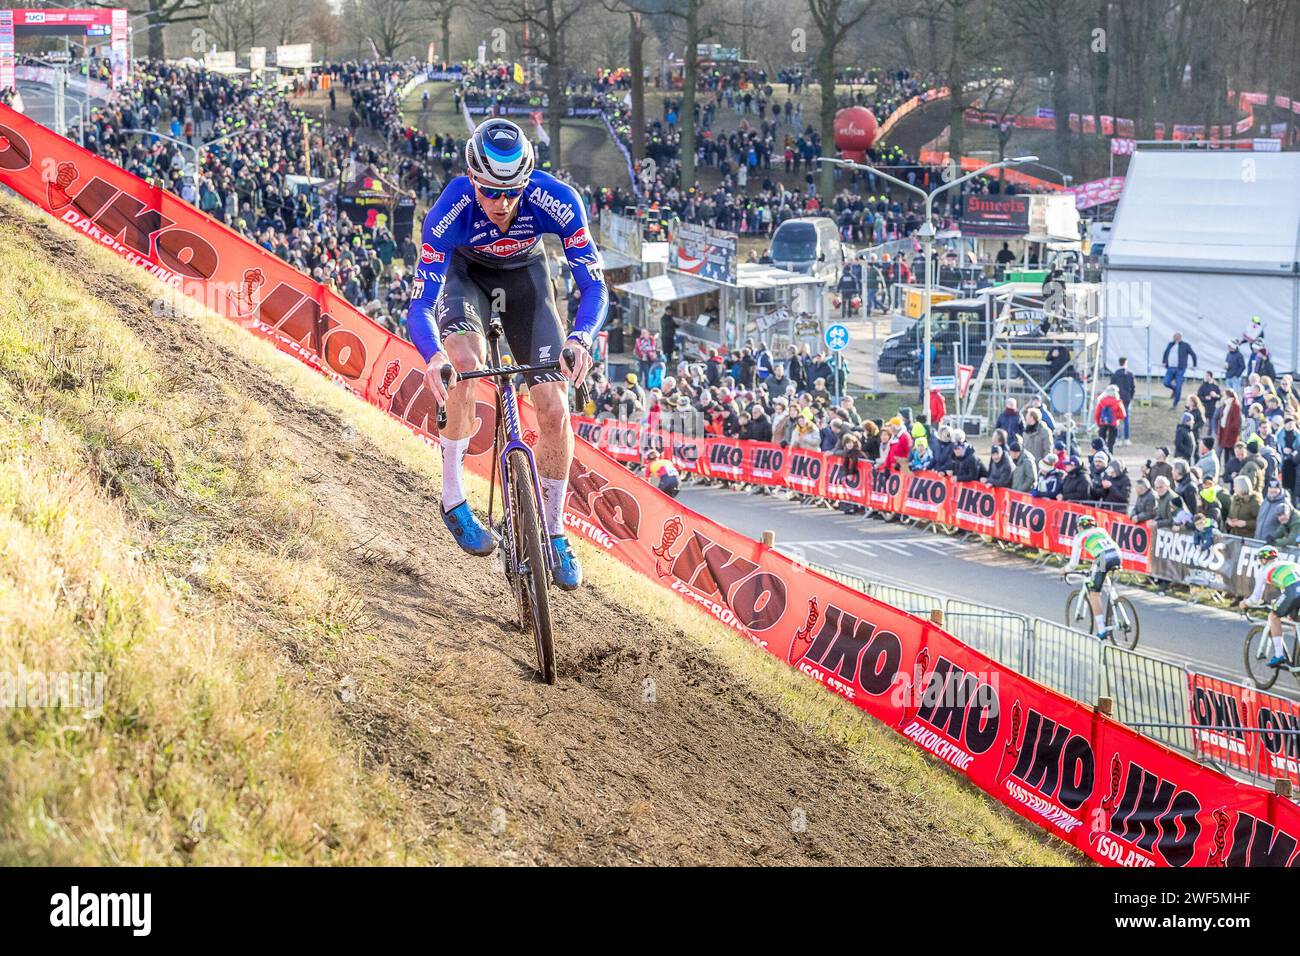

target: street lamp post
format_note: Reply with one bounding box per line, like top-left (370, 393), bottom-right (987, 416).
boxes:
top-left (818, 154), bottom-right (1039, 408)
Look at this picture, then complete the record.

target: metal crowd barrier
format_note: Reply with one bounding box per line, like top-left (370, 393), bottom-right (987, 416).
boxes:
top-left (808, 561), bottom-right (1190, 752)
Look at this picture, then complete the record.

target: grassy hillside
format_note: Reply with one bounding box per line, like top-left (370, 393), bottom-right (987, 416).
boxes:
top-left (0, 195), bottom-right (1076, 866)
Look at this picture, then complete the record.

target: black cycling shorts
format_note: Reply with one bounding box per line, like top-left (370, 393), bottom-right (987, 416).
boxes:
top-left (1087, 550), bottom-right (1122, 592)
top-left (1273, 582), bottom-right (1300, 620)
top-left (435, 249), bottom-right (567, 387)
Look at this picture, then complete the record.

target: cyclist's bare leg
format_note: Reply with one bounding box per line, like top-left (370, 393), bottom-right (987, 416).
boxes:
top-left (531, 379), bottom-right (572, 537)
top-left (1268, 611), bottom-right (1288, 658)
top-left (1086, 589), bottom-right (1105, 632)
top-left (438, 332), bottom-right (486, 511)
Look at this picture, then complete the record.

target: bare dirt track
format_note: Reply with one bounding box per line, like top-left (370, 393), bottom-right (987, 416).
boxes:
top-left (9, 205), bottom-right (1065, 866)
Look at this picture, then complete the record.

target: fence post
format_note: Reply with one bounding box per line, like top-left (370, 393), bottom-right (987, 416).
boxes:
top-left (1096, 696), bottom-right (1114, 717)
top-left (929, 608), bottom-right (944, 627)
top-left (761, 530), bottom-right (775, 548)
top-left (1276, 779), bottom-right (1294, 800)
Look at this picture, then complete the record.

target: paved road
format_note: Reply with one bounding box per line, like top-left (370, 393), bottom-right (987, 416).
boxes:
top-left (15, 79), bottom-right (103, 133)
top-left (678, 482), bottom-right (1289, 693)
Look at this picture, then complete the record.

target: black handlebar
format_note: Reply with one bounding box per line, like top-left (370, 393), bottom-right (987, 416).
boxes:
top-left (435, 346), bottom-right (590, 430)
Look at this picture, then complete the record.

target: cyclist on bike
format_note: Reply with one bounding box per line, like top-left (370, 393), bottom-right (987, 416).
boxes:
top-left (1239, 546), bottom-right (1300, 668)
top-left (1060, 514), bottom-right (1123, 640)
top-left (644, 448), bottom-right (680, 498)
top-left (408, 118), bottom-right (607, 590)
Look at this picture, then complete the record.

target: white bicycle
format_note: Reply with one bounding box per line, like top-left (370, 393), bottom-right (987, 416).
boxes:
top-left (1063, 570), bottom-right (1140, 649)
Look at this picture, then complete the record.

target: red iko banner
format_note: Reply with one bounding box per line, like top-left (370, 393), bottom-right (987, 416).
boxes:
top-left (1189, 674), bottom-right (1300, 791)
top-left (573, 420), bottom-right (1152, 575)
top-left (4, 104), bottom-right (1298, 866)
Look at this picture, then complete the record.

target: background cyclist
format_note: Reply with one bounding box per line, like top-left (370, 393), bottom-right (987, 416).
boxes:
top-left (407, 118), bottom-right (607, 590)
top-left (1060, 514), bottom-right (1123, 640)
top-left (1239, 545), bottom-right (1300, 668)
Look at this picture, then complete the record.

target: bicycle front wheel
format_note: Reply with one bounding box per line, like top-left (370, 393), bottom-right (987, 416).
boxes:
top-left (1109, 597), bottom-right (1140, 650)
top-left (507, 449), bottom-right (557, 684)
top-left (1064, 587), bottom-right (1091, 632)
top-left (1243, 624), bottom-right (1279, 690)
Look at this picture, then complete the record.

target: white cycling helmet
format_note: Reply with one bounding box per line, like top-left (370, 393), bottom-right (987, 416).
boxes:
top-left (465, 118), bottom-right (535, 190)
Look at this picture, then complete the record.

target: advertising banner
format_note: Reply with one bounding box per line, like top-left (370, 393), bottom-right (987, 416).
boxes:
top-left (1189, 674), bottom-right (1300, 790)
top-left (669, 221), bottom-right (737, 284)
top-left (959, 194), bottom-right (1030, 236)
top-left (6, 103), bottom-right (1300, 866)
top-left (1149, 529), bottom-right (1290, 598)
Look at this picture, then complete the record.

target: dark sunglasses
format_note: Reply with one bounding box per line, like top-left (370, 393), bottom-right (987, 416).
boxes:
top-left (474, 182), bottom-right (524, 200)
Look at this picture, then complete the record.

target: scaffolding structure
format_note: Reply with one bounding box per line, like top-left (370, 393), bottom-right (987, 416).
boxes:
top-left (959, 281), bottom-right (1104, 436)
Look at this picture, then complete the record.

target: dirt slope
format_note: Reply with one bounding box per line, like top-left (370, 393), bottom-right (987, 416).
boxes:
top-left (3, 202), bottom-right (1071, 866)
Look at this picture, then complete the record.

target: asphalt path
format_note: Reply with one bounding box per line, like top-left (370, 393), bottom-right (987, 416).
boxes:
top-left (15, 78), bottom-right (103, 132)
top-left (677, 482), bottom-right (1294, 695)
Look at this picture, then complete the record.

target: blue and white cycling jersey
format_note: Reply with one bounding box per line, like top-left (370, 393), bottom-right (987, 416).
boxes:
top-left (406, 170), bottom-right (609, 359)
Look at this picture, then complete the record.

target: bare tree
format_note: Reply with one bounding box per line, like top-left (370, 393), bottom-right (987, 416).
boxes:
top-left (106, 0), bottom-right (213, 59)
top-left (478, 0), bottom-right (587, 167)
top-left (809, 0), bottom-right (875, 199)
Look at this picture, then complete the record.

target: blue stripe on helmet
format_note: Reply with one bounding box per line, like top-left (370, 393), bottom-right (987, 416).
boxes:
top-left (482, 137), bottom-right (522, 164)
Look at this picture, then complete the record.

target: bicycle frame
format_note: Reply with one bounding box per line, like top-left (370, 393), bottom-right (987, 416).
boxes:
top-left (1250, 616), bottom-right (1300, 670)
top-left (483, 324), bottom-right (554, 580)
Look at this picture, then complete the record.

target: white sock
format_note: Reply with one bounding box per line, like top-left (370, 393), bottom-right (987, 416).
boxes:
top-left (540, 476), bottom-right (568, 537)
top-left (439, 435), bottom-right (470, 511)
top-left (1094, 614), bottom-right (1106, 633)
top-left (1274, 634), bottom-right (1287, 657)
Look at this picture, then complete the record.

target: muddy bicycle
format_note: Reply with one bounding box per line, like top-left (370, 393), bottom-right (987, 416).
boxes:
top-left (437, 318), bottom-right (588, 684)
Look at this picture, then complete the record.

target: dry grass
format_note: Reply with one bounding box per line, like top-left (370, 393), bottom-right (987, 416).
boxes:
top-left (0, 212), bottom-right (430, 865)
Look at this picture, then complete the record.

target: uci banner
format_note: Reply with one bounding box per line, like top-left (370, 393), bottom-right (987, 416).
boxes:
top-left (5, 106), bottom-right (1296, 866)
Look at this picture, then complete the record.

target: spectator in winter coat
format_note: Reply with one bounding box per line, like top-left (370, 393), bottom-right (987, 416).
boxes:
top-left (1008, 439), bottom-right (1037, 493)
top-left (1256, 480), bottom-right (1290, 543)
top-left (1216, 390), bottom-right (1243, 462)
top-left (1195, 436), bottom-right (1220, 485)
top-left (1198, 372), bottom-right (1222, 433)
top-left (1153, 476), bottom-right (1181, 528)
top-left (1171, 459), bottom-right (1197, 513)
top-left (1095, 461), bottom-right (1132, 508)
top-left (930, 424), bottom-right (955, 473)
top-left (1110, 358), bottom-right (1137, 445)
top-left (995, 398), bottom-right (1024, 444)
top-left (1226, 475), bottom-right (1262, 538)
top-left (984, 445), bottom-right (1013, 488)
top-left (1060, 457), bottom-right (1094, 502)
top-left (1238, 438), bottom-right (1267, 495)
top-left (790, 414), bottom-right (822, 451)
top-left (1196, 481), bottom-right (1224, 530)
top-left (1129, 477), bottom-right (1158, 522)
top-left (1278, 418), bottom-right (1300, 493)
top-left (1094, 385), bottom-right (1126, 453)
top-left (1271, 502), bottom-right (1300, 547)
top-left (744, 403), bottom-right (774, 443)
top-left (1225, 341), bottom-right (1247, 394)
top-left (1033, 455), bottom-right (1062, 498)
top-left (1020, 408), bottom-right (1052, 463)
top-left (881, 419), bottom-right (912, 469)
top-left (1174, 413), bottom-right (1196, 461)
top-left (909, 436), bottom-right (933, 472)
top-left (951, 442), bottom-right (988, 483)
top-left (1148, 447), bottom-right (1175, 487)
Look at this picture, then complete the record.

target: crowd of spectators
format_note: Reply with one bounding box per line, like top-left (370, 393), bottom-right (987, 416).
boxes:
top-left (72, 58), bottom-right (440, 334)
top-left (598, 322), bottom-right (1300, 549)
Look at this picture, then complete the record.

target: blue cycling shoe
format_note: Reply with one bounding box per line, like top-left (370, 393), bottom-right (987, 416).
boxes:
top-left (442, 501), bottom-right (498, 556)
top-left (548, 535), bottom-right (582, 591)
top-left (1267, 654), bottom-right (1289, 669)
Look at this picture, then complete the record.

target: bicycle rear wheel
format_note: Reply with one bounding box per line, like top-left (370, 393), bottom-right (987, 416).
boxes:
top-left (1064, 587), bottom-right (1091, 632)
top-left (1108, 596), bottom-right (1140, 650)
top-left (1243, 624), bottom-right (1279, 690)
top-left (506, 449), bottom-right (556, 684)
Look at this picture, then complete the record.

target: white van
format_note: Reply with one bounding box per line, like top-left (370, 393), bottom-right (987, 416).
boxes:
top-left (768, 217), bottom-right (843, 285)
